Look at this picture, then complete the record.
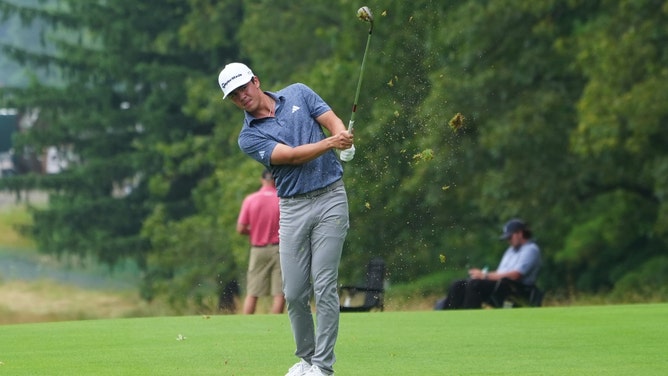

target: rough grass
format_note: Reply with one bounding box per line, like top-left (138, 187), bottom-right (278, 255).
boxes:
top-left (0, 280), bottom-right (175, 324)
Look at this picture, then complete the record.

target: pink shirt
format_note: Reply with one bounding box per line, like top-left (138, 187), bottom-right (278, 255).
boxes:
top-left (237, 185), bottom-right (280, 246)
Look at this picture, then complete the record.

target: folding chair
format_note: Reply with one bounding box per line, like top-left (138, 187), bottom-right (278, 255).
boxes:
top-left (488, 278), bottom-right (544, 308)
top-left (339, 258), bottom-right (385, 312)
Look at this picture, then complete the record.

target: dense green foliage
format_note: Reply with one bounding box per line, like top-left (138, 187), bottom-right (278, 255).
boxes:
top-left (1, 0), bottom-right (667, 306)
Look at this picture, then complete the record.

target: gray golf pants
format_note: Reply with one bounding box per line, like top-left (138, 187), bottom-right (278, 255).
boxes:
top-left (279, 181), bottom-right (349, 374)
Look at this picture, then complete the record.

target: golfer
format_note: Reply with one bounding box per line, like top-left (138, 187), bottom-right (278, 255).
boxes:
top-left (218, 62), bottom-right (353, 376)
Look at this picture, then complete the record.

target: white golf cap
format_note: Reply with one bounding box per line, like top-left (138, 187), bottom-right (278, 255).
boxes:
top-left (218, 62), bottom-right (254, 99)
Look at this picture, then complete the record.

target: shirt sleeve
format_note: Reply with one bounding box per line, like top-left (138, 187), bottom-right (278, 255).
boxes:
top-left (238, 128), bottom-right (277, 167)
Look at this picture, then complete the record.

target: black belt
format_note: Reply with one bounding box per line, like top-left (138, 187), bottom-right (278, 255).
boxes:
top-left (283, 180), bottom-right (344, 200)
top-left (252, 243), bottom-right (279, 248)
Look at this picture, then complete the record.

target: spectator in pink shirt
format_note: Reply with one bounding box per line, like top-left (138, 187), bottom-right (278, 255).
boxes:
top-left (237, 169), bottom-right (285, 314)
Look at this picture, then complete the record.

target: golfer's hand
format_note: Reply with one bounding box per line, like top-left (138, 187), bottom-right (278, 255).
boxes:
top-left (333, 129), bottom-right (354, 162)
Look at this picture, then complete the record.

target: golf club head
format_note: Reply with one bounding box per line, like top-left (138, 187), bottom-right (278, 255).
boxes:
top-left (357, 6), bottom-right (373, 24)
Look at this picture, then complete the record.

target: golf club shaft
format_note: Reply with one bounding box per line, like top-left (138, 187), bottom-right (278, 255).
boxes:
top-left (341, 7), bottom-right (373, 163)
top-left (348, 28), bottom-right (373, 133)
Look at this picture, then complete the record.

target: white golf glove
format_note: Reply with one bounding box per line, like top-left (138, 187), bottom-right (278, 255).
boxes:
top-left (340, 145), bottom-right (356, 162)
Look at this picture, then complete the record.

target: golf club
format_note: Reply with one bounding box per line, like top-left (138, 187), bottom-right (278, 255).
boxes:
top-left (340, 6), bottom-right (374, 162)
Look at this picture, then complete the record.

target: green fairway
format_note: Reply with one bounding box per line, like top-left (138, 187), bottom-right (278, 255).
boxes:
top-left (1, 304), bottom-right (666, 375)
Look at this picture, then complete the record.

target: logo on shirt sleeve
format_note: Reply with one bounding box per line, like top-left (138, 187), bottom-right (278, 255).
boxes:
top-left (259, 151), bottom-right (266, 159)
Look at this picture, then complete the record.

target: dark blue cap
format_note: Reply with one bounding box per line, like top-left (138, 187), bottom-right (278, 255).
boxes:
top-left (500, 219), bottom-right (526, 240)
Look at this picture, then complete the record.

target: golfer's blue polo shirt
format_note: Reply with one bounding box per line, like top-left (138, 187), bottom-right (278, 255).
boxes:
top-left (238, 83), bottom-right (344, 198)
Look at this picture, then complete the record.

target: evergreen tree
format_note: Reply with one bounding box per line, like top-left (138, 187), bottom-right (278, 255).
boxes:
top-left (0, 0), bottom-right (245, 307)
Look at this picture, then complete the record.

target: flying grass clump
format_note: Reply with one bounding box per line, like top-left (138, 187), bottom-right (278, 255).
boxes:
top-left (449, 112), bottom-right (465, 132)
top-left (412, 148), bottom-right (434, 163)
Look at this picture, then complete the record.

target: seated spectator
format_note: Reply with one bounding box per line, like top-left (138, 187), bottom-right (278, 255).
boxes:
top-left (435, 219), bottom-right (541, 310)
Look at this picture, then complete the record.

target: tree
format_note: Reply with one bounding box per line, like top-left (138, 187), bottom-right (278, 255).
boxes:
top-left (559, 0), bottom-right (668, 292)
top-left (0, 0), bottom-right (245, 307)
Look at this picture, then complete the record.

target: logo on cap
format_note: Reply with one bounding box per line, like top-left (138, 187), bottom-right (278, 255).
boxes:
top-left (221, 74), bottom-right (242, 89)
